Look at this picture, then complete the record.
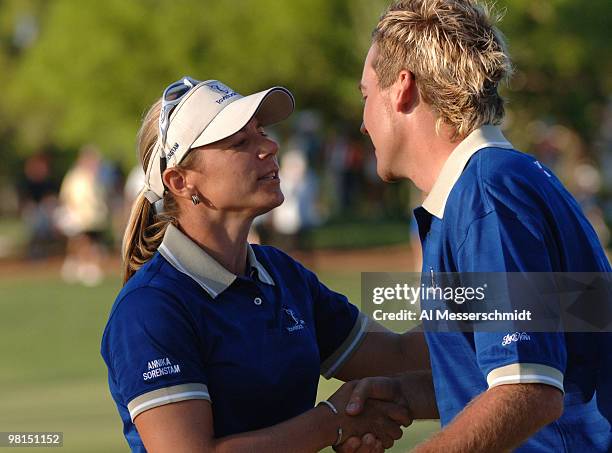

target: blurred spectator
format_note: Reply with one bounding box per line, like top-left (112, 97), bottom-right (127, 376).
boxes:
top-left (598, 97), bottom-right (612, 249)
top-left (325, 130), bottom-right (367, 215)
top-left (291, 110), bottom-right (323, 165)
top-left (99, 158), bottom-right (125, 249)
top-left (18, 152), bottom-right (60, 259)
top-left (342, 138), bottom-right (366, 212)
top-left (55, 145), bottom-right (109, 286)
top-left (572, 162), bottom-right (610, 246)
top-left (272, 148), bottom-right (320, 251)
top-left (121, 165), bottom-right (145, 244)
top-left (124, 165), bottom-right (145, 205)
top-left (325, 129), bottom-right (350, 215)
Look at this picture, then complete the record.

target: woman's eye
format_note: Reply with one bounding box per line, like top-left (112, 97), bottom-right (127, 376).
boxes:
top-left (235, 139), bottom-right (248, 147)
top-left (259, 129), bottom-right (268, 137)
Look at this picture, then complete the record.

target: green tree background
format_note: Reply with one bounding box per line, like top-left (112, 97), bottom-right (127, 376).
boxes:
top-left (0, 0), bottom-right (611, 244)
top-left (0, 0), bottom-right (386, 167)
top-left (1, 0), bottom-right (609, 164)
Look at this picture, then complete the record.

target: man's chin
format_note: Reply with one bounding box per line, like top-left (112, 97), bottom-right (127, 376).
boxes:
top-left (378, 168), bottom-right (402, 183)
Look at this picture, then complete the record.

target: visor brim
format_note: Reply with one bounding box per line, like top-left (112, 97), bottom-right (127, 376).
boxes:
top-left (191, 87), bottom-right (294, 148)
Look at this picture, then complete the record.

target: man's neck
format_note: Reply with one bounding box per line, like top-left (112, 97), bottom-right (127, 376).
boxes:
top-left (406, 108), bottom-right (463, 193)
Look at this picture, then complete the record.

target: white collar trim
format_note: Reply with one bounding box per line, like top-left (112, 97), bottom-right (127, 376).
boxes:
top-left (158, 224), bottom-right (275, 298)
top-left (422, 125), bottom-right (513, 219)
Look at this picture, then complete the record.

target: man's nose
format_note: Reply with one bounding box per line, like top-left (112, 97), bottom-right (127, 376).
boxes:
top-left (360, 122), bottom-right (368, 136)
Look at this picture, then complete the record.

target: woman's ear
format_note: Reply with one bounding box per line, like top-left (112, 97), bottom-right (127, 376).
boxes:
top-left (162, 167), bottom-right (190, 199)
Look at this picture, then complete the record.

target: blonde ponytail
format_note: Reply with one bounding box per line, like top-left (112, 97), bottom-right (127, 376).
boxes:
top-left (121, 98), bottom-right (197, 284)
top-left (121, 191), bottom-right (172, 283)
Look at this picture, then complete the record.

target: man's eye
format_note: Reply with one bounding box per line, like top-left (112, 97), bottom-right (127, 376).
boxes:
top-left (258, 129), bottom-right (268, 137)
top-left (235, 139), bottom-right (248, 147)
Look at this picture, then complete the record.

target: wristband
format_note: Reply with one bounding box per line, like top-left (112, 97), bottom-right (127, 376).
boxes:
top-left (317, 400), bottom-right (343, 446)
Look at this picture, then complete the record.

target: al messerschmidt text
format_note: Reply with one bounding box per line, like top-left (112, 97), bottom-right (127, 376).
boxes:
top-left (373, 309), bottom-right (532, 322)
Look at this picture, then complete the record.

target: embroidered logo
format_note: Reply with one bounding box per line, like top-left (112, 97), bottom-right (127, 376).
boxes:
top-left (501, 332), bottom-right (531, 346)
top-left (205, 81), bottom-right (238, 104)
top-left (142, 357), bottom-right (181, 381)
top-left (283, 307), bottom-right (305, 332)
top-left (206, 82), bottom-right (231, 94)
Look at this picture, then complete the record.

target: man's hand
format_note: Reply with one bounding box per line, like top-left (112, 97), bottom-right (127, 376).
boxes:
top-left (331, 377), bottom-right (413, 453)
top-left (344, 372), bottom-right (438, 420)
top-left (345, 376), bottom-right (408, 416)
top-left (333, 372), bottom-right (439, 453)
top-left (327, 380), bottom-right (412, 450)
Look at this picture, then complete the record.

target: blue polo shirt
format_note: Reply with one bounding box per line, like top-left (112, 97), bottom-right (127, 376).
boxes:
top-left (415, 126), bottom-right (611, 451)
top-left (101, 224), bottom-right (368, 452)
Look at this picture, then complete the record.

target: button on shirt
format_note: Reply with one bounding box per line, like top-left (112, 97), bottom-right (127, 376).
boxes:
top-left (415, 126), bottom-right (611, 452)
top-left (101, 224), bottom-right (369, 452)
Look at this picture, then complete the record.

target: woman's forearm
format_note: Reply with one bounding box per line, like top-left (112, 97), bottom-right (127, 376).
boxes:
top-left (213, 405), bottom-right (338, 453)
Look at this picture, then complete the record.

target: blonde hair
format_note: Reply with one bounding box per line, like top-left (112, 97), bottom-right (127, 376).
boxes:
top-left (121, 99), bottom-right (199, 284)
top-left (372, 0), bottom-right (512, 139)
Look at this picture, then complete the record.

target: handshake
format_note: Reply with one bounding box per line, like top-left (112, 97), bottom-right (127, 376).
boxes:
top-left (322, 374), bottom-right (422, 453)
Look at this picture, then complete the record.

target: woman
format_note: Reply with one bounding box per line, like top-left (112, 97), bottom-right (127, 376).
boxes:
top-left (101, 77), bottom-right (431, 452)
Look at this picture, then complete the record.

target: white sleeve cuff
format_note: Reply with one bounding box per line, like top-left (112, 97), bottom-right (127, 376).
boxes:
top-left (486, 363), bottom-right (564, 393)
top-left (127, 383), bottom-right (211, 421)
top-left (320, 312), bottom-right (370, 379)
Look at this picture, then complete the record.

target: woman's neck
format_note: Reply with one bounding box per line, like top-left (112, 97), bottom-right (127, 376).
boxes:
top-left (178, 214), bottom-right (252, 277)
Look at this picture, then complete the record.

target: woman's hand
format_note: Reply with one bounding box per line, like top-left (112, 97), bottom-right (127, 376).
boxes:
top-left (334, 433), bottom-right (385, 453)
top-left (327, 380), bottom-right (412, 450)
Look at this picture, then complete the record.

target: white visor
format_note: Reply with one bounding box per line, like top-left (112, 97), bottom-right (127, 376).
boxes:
top-left (144, 80), bottom-right (294, 201)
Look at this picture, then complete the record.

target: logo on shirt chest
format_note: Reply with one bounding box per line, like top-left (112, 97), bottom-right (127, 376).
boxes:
top-left (283, 307), bottom-right (306, 333)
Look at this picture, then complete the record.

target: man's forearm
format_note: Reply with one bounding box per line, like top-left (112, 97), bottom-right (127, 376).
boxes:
top-left (397, 370), bottom-right (439, 419)
top-left (412, 384), bottom-right (563, 453)
top-left (398, 327), bottom-right (431, 371)
top-left (335, 325), bottom-right (431, 381)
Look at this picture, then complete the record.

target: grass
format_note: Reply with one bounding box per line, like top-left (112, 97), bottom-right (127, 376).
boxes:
top-left (0, 275), bottom-right (125, 452)
top-left (307, 220), bottom-right (411, 250)
top-left (0, 216), bottom-right (414, 260)
top-left (0, 270), bottom-right (438, 452)
top-left (0, 217), bottom-right (27, 257)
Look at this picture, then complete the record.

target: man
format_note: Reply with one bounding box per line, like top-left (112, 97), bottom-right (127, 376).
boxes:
top-left (341, 0), bottom-right (612, 451)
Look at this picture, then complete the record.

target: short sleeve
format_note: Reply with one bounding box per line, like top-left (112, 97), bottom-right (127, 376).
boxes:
top-left (101, 287), bottom-right (211, 421)
top-left (301, 268), bottom-right (369, 379)
top-left (475, 332), bottom-right (566, 392)
top-left (458, 210), bottom-right (566, 392)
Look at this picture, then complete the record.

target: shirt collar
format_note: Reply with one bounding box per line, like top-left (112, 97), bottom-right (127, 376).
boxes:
top-left (422, 125), bottom-right (513, 219)
top-left (158, 223), bottom-right (275, 299)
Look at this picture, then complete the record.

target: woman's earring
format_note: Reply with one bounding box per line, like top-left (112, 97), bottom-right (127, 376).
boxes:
top-left (191, 194), bottom-right (201, 205)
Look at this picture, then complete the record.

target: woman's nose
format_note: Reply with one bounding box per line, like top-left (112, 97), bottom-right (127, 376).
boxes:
top-left (258, 137), bottom-right (279, 159)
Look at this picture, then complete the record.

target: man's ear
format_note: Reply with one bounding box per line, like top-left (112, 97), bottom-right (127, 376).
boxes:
top-left (392, 70), bottom-right (416, 113)
top-left (162, 167), bottom-right (190, 200)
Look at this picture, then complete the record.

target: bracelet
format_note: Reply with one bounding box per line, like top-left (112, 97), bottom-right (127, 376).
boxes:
top-left (317, 400), bottom-right (343, 446)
